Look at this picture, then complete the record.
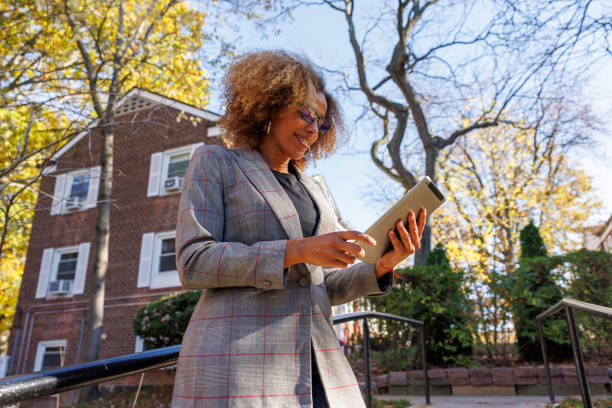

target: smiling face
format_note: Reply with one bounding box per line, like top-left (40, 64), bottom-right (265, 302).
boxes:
top-left (258, 90), bottom-right (328, 172)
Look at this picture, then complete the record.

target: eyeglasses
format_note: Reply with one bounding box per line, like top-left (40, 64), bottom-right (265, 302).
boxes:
top-left (298, 108), bottom-right (331, 135)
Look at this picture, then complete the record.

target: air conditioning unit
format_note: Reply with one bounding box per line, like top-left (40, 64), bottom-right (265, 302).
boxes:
top-left (65, 196), bottom-right (84, 211)
top-left (48, 279), bottom-right (73, 296)
top-left (164, 177), bottom-right (183, 192)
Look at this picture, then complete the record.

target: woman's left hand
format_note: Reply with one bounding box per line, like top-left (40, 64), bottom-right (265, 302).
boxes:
top-left (375, 208), bottom-right (426, 278)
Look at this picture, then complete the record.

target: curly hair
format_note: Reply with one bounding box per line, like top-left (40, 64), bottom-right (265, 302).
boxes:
top-left (220, 50), bottom-right (344, 170)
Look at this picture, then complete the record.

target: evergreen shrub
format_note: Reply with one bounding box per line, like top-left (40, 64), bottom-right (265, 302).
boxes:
top-left (133, 290), bottom-right (201, 349)
top-left (365, 245), bottom-right (474, 369)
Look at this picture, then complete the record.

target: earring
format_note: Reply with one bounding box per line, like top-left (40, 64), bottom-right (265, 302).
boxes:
top-left (264, 121), bottom-right (271, 135)
top-left (303, 145), bottom-right (312, 158)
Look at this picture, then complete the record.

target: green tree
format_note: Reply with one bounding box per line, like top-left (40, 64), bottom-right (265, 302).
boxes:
top-left (432, 120), bottom-right (599, 362)
top-left (366, 245), bottom-right (473, 368)
top-left (507, 222), bottom-right (570, 362)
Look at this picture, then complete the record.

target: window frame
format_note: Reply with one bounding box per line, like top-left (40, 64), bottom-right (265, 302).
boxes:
top-left (52, 166), bottom-right (101, 215)
top-left (36, 243), bottom-right (90, 299)
top-left (150, 230), bottom-right (180, 289)
top-left (159, 145), bottom-right (193, 197)
top-left (148, 142), bottom-right (202, 198)
top-left (33, 340), bottom-right (66, 372)
top-left (47, 245), bottom-right (81, 292)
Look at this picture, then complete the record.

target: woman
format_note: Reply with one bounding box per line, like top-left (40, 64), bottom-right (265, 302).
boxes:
top-left (172, 50), bottom-right (425, 408)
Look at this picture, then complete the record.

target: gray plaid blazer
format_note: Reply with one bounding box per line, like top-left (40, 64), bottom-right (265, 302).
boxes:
top-left (172, 145), bottom-right (392, 407)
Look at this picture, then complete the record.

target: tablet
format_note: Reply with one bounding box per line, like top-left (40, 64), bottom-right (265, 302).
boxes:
top-left (358, 177), bottom-right (445, 264)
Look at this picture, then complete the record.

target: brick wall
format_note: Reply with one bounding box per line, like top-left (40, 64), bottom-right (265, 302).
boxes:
top-left (7, 101), bottom-right (222, 392)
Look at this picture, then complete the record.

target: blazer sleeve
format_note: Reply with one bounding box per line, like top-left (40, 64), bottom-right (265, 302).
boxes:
top-left (176, 146), bottom-right (286, 290)
top-left (319, 213), bottom-right (393, 307)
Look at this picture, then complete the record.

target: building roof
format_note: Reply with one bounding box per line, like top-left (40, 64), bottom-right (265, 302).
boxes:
top-left (584, 212), bottom-right (612, 250)
top-left (48, 87), bottom-right (221, 166)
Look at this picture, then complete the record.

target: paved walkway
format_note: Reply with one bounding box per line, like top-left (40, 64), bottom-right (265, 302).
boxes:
top-left (375, 395), bottom-right (554, 407)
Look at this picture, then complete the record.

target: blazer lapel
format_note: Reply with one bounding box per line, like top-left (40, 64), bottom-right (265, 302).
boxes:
top-left (232, 145), bottom-right (304, 240)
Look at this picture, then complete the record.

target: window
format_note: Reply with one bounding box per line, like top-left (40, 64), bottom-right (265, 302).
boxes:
top-left (147, 143), bottom-right (203, 197)
top-left (167, 153), bottom-right (190, 179)
top-left (137, 231), bottom-right (181, 289)
top-left (68, 174), bottom-right (90, 203)
top-left (35, 243), bottom-right (90, 299)
top-left (56, 252), bottom-right (78, 281)
top-left (158, 237), bottom-right (176, 273)
top-left (34, 340), bottom-right (66, 372)
top-left (51, 166), bottom-right (100, 215)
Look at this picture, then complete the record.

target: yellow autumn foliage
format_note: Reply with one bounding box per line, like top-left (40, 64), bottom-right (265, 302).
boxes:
top-left (1, 0), bottom-right (215, 353)
top-left (433, 124), bottom-right (601, 279)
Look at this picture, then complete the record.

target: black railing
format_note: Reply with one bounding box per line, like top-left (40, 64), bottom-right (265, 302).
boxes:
top-left (0, 311), bottom-right (429, 407)
top-left (537, 297), bottom-right (612, 408)
top-left (333, 311), bottom-right (430, 406)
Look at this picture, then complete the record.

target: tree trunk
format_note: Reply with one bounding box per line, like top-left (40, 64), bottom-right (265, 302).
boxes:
top-left (79, 117), bottom-right (114, 401)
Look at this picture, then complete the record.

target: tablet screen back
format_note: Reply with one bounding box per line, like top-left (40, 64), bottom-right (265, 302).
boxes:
top-left (359, 177), bottom-right (445, 264)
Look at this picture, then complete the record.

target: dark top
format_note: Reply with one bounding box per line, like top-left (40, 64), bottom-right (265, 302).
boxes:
top-left (271, 169), bottom-right (320, 238)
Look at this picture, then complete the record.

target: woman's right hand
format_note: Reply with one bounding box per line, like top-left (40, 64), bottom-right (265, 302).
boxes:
top-left (284, 231), bottom-right (376, 268)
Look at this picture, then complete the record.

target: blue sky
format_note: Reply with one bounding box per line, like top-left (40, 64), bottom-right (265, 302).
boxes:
top-left (206, 3), bottom-right (612, 232)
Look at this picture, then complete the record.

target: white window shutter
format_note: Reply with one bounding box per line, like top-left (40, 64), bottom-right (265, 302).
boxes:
top-left (137, 233), bottom-right (155, 287)
top-left (190, 142), bottom-right (204, 158)
top-left (50, 175), bottom-right (67, 215)
top-left (147, 153), bottom-right (163, 197)
top-left (35, 248), bottom-right (54, 298)
top-left (86, 166), bottom-right (101, 209)
top-left (73, 242), bottom-right (90, 294)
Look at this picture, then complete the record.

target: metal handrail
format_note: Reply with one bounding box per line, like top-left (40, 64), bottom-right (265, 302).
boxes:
top-left (536, 297), bottom-right (612, 408)
top-left (331, 311), bottom-right (430, 406)
top-left (0, 346), bottom-right (180, 405)
top-left (0, 312), bottom-right (429, 407)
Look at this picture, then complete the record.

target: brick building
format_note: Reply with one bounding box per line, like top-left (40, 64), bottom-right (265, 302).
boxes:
top-left (6, 88), bottom-right (223, 403)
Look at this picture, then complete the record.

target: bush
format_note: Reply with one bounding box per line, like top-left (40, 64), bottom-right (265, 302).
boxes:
top-left (365, 245), bottom-right (474, 369)
top-left (133, 290), bottom-right (201, 349)
top-left (564, 249), bottom-right (612, 362)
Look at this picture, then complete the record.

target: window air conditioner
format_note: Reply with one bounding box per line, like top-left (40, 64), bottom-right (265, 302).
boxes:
top-left (48, 279), bottom-right (73, 296)
top-left (164, 177), bottom-right (183, 192)
top-left (65, 196), bottom-right (84, 210)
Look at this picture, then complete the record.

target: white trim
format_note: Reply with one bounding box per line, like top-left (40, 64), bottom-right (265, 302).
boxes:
top-left (42, 164), bottom-right (57, 176)
top-left (134, 336), bottom-right (145, 353)
top-left (51, 127), bottom-right (97, 163)
top-left (73, 242), bottom-right (90, 294)
top-left (147, 152), bottom-right (163, 197)
top-left (116, 88), bottom-right (221, 122)
top-left (34, 339), bottom-right (66, 372)
top-left (50, 174), bottom-right (66, 215)
top-left (49, 88), bottom-right (220, 163)
top-left (35, 248), bottom-right (55, 299)
top-left (595, 219), bottom-right (612, 250)
top-left (85, 166), bottom-right (101, 208)
top-left (137, 233), bottom-right (155, 288)
top-left (207, 126), bottom-right (223, 137)
top-left (150, 230), bottom-right (180, 289)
